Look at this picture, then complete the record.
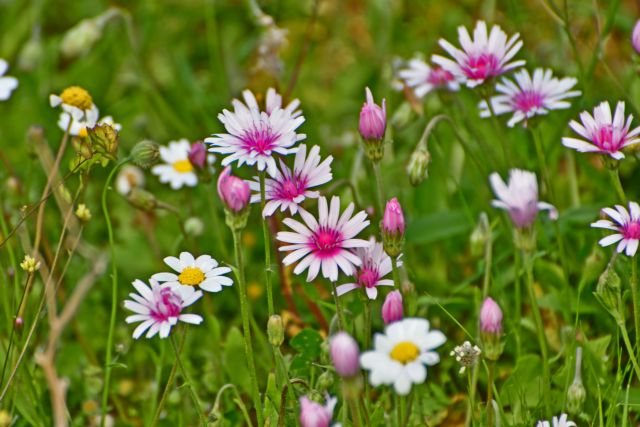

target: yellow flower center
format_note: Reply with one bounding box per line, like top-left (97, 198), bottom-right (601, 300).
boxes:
top-left (173, 159), bottom-right (193, 173)
top-left (60, 86), bottom-right (93, 110)
top-left (78, 127), bottom-right (88, 138)
top-left (178, 267), bottom-right (205, 286)
top-left (390, 341), bottom-right (420, 364)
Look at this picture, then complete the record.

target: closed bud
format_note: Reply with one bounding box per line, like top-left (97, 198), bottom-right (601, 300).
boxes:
top-left (470, 212), bottom-right (491, 257)
top-left (595, 262), bottom-right (622, 321)
top-left (130, 140), bottom-right (160, 169)
top-left (381, 290), bottom-right (403, 324)
top-left (329, 332), bottom-right (360, 378)
top-left (18, 34), bottom-right (43, 72)
top-left (633, 20), bottom-right (640, 55)
top-left (188, 141), bottom-right (207, 170)
top-left (359, 87), bottom-right (386, 162)
top-left (75, 203), bottom-right (91, 222)
top-left (406, 148), bottom-right (430, 186)
top-left (382, 198), bottom-right (405, 257)
top-left (480, 297), bottom-right (503, 361)
top-left (20, 255), bottom-right (40, 273)
top-left (14, 317), bottom-right (24, 329)
top-left (184, 217), bottom-right (204, 237)
top-left (88, 122), bottom-right (119, 159)
top-left (316, 371), bottom-right (334, 391)
top-left (267, 315), bottom-right (284, 347)
top-left (127, 188), bottom-right (158, 212)
top-left (60, 19), bottom-right (102, 59)
top-left (567, 347), bottom-right (586, 415)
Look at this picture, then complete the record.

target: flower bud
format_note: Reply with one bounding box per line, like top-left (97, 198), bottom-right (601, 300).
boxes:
top-left (188, 141), bottom-right (207, 170)
top-left (382, 198), bottom-right (405, 257)
top-left (60, 19), bottom-right (102, 59)
top-left (20, 255), bottom-right (40, 273)
top-left (567, 347), bottom-right (586, 415)
top-left (75, 203), bottom-right (91, 222)
top-left (127, 188), bottom-right (158, 212)
top-left (184, 217), bottom-right (204, 237)
top-left (406, 148), bottom-right (430, 186)
top-left (88, 122), bottom-right (119, 160)
top-left (14, 317), bottom-right (23, 329)
top-left (267, 314), bottom-right (285, 347)
top-left (130, 140), bottom-right (160, 169)
top-left (18, 34), bottom-right (43, 72)
top-left (0, 410), bottom-right (11, 427)
top-left (480, 297), bottom-right (503, 361)
top-left (595, 262), bottom-right (622, 321)
top-left (316, 371), bottom-right (334, 391)
top-left (359, 87), bottom-right (386, 162)
top-left (329, 332), bottom-right (360, 378)
top-left (218, 167), bottom-right (250, 213)
top-left (633, 20), bottom-right (640, 55)
top-left (299, 395), bottom-right (336, 427)
top-left (381, 290), bottom-right (403, 324)
top-left (470, 212), bottom-right (491, 257)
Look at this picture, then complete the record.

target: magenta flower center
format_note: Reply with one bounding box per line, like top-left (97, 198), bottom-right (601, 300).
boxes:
top-left (274, 175), bottom-right (308, 201)
top-left (623, 221), bottom-right (640, 240)
top-left (427, 67), bottom-right (455, 86)
top-left (310, 227), bottom-right (342, 258)
top-left (463, 53), bottom-right (501, 80)
top-left (242, 124), bottom-right (280, 155)
top-left (150, 287), bottom-right (182, 322)
top-left (593, 125), bottom-right (625, 152)
top-left (356, 266), bottom-right (380, 288)
top-left (513, 90), bottom-right (544, 113)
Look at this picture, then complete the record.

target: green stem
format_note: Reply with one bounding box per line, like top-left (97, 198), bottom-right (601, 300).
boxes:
top-left (391, 258), bottom-right (401, 290)
top-left (347, 394), bottom-right (362, 427)
top-left (332, 282), bottom-right (346, 331)
top-left (372, 162), bottom-right (385, 217)
top-left (396, 394), bottom-right (406, 427)
top-left (609, 168), bottom-right (627, 203)
top-left (632, 258), bottom-right (639, 352)
top-left (618, 318), bottom-right (640, 381)
top-left (232, 228), bottom-right (264, 426)
top-left (523, 250), bottom-right (550, 415)
top-left (362, 293), bottom-right (371, 351)
top-left (466, 369), bottom-right (476, 426)
top-left (100, 157), bottom-right (130, 426)
top-left (482, 94), bottom-right (511, 169)
top-left (169, 334), bottom-right (207, 426)
top-left (566, 152), bottom-right (580, 208)
top-left (151, 328), bottom-right (188, 426)
top-left (482, 235), bottom-right (492, 299)
top-left (486, 362), bottom-right (495, 427)
top-left (259, 172), bottom-right (275, 317)
top-left (531, 127), bottom-right (554, 203)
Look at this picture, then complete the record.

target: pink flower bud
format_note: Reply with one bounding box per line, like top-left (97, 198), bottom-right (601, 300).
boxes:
top-left (382, 290), bottom-right (403, 324)
top-left (480, 297), bottom-right (503, 334)
top-left (359, 87), bottom-right (386, 141)
top-left (633, 20), bottom-right (640, 54)
top-left (14, 317), bottom-right (23, 329)
top-left (299, 395), bottom-right (336, 427)
top-left (188, 141), bottom-right (207, 169)
top-left (217, 166), bottom-right (249, 213)
top-left (329, 332), bottom-right (360, 378)
top-left (383, 198), bottom-right (405, 235)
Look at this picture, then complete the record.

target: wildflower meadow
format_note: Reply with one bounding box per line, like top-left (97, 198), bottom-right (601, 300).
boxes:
top-left (3, 0), bottom-right (640, 426)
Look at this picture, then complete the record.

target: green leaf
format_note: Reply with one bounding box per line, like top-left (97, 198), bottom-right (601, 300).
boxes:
top-left (223, 327), bottom-right (250, 392)
top-left (406, 211), bottom-right (472, 244)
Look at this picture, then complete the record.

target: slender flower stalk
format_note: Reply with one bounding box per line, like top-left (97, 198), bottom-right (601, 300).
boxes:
top-left (259, 171), bottom-right (275, 316)
top-left (169, 335), bottom-right (207, 426)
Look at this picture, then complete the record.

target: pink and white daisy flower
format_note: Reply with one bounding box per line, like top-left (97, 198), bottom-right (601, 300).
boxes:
top-left (490, 169), bottom-right (557, 228)
top-left (277, 196), bottom-right (370, 282)
top-left (479, 68), bottom-right (580, 127)
top-left (432, 20), bottom-right (525, 88)
top-left (591, 202), bottom-right (640, 257)
top-left (336, 238), bottom-right (395, 300)
top-left (124, 279), bottom-right (203, 339)
top-left (151, 251), bottom-right (233, 293)
top-left (249, 144), bottom-right (333, 217)
top-left (562, 101), bottom-right (640, 160)
top-left (151, 139), bottom-right (199, 189)
top-left (536, 413), bottom-right (576, 427)
top-left (205, 88), bottom-right (306, 177)
top-left (397, 58), bottom-right (459, 98)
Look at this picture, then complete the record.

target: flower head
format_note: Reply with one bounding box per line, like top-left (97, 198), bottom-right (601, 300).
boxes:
top-left (383, 198), bottom-right (405, 235)
top-left (151, 251), bottom-right (233, 293)
top-left (249, 144), bottom-right (333, 216)
top-left (151, 139), bottom-right (198, 189)
top-left (382, 290), bottom-right (403, 324)
top-left (0, 59), bottom-right (18, 101)
top-left (206, 88), bottom-right (305, 177)
top-left (299, 394), bottom-right (337, 427)
top-left (58, 109), bottom-right (121, 137)
top-left (432, 20), bottom-right (524, 88)
top-left (536, 413), bottom-right (576, 427)
top-left (218, 166), bottom-right (251, 213)
top-left (591, 202), bottom-right (640, 257)
top-left (489, 169), bottom-right (557, 228)
top-left (480, 297), bottom-right (503, 334)
top-left (277, 196), bottom-right (370, 282)
top-left (360, 318), bottom-right (446, 395)
top-left (20, 255), bottom-right (40, 273)
top-left (124, 279), bottom-right (203, 339)
top-left (479, 68), bottom-right (580, 127)
top-left (335, 237), bottom-right (395, 299)
top-left (397, 58), bottom-right (459, 98)
top-left (188, 141), bottom-right (208, 169)
top-left (330, 332), bottom-right (360, 378)
top-left (633, 20), bottom-right (640, 55)
top-left (116, 165), bottom-right (145, 195)
top-left (50, 86), bottom-right (98, 125)
top-left (563, 101), bottom-right (640, 160)
top-left (359, 87), bottom-right (387, 141)
top-left (450, 341), bottom-right (481, 374)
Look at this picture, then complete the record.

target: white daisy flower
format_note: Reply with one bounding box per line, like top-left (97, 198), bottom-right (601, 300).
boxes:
top-left (432, 20), bottom-right (525, 88)
top-left (124, 279), bottom-right (203, 339)
top-left (0, 59), bottom-right (18, 100)
top-left (151, 251), bottom-right (233, 293)
top-left (276, 196), bottom-right (370, 282)
top-left (335, 237), bottom-right (395, 300)
top-left (562, 101), bottom-right (640, 160)
top-left (535, 413), bottom-right (576, 427)
top-left (479, 68), bottom-right (581, 127)
top-left (151, 139), bottom-right (198, 189)
top-left (116, 165), bottom-right (145, 195)
top-left (205, 88), bottom-right (306, 177)
top-left (49, 86), bottom-right (98, 125)
top-left (58, 111), bottom-right (121, 137)
top-left (360, 318), bottom-right (446, 395)
top-left (592, 202), bottom-right (640, 257)
top-left (397, 58), bottom-right (459, 98)
top-left (248, 144), bottom-right (333, 217)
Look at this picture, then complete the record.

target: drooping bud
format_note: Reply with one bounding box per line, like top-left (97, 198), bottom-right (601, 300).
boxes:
top-left (267, 314), bottom-right (285, 347)
top-left (359, 87), bottom-right (386, 162)
top-left (126, 188), bottom-right (158, 212)
top-left (633, 20), bottom-right (640, 55)
top-left (595, 261), bottom-right (622, 321)
top-left (480, 297), bottom-right (503, 361)
top-left (382, 198), bottom-right (405, 257)
top-left (381, 290), bottom-right (403, 324)
top-left (20, 255), bottom-right (40, 273)
top-left (567, 346), bottom-right (586, 415)
top-left (188, 141), bottom-right (207, 170)
top-left (406, 148), bottom-right (430, 186)
top-left (329, 332), bottom-right (360, 378)
top-left (130, 140), bottom-right (160, 169)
